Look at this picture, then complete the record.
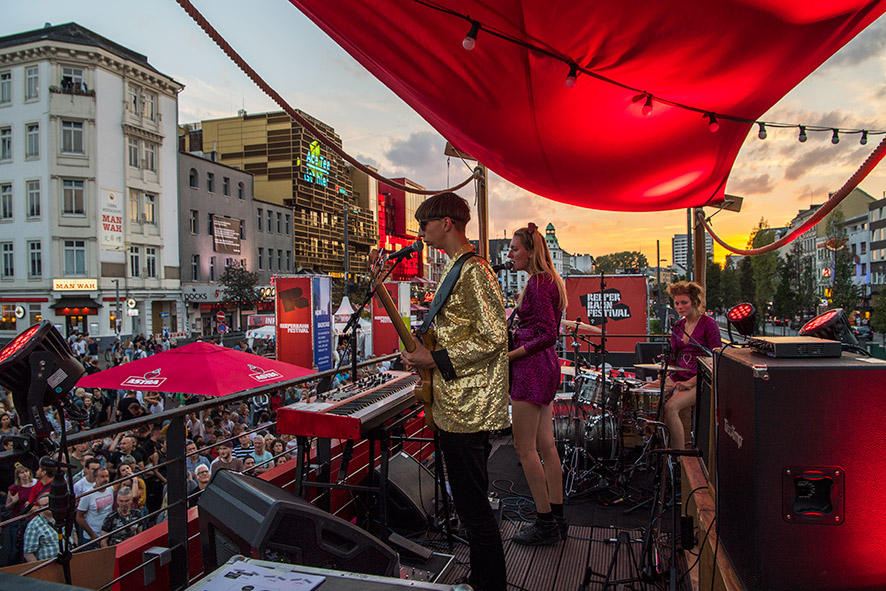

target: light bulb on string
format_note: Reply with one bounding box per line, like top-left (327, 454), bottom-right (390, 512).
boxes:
top-left (565, 63), bottom-right (578, 88)
top-left (831, 129), bottom-right (840, 144)
top-left (798, 126), bottom-right (807, 142)
top-left (757, 122), bottom-right (767, 140)
top-left (705, 113), bottom-right (719, 133)
top-left (641, 94), bottom-right (653, 116)
top-left (462, 21), bottom-right (481, 50)
top-left (860, 131), bottom-right (868, 145)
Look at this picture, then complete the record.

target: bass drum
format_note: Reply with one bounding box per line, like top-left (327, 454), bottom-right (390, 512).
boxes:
top-left (552, 396), bottom-right (590, 455)
top-left (584, 413), bottom-right (617, 460)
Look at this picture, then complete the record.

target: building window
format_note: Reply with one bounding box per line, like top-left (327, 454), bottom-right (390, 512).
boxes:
top-left (0, 184), bottom-right (11, 221)
top-left (210, 256), bottom-right (216, 281)
top-left (129, 189), bottom-right (140, 223)
top-left (61, 120), bottom-right (84, 154)
top-left (144, 194), bottom-right (156, 225)
top-left (129, 246), bottom-right (141, 278)
top-left (26, 180), bottom-right (40, 219)
top-left (258, 248), bottom-right (264, 270)
top-left (277, 249), bottom-right (282, 270)
top-left (861, 263), bottom-right (867, 275)
top-left (286, 250), bottom-right (291, 271)
top-left (861, 242), bottom-right (867, 255)
top-left (0, 127), bottom-right (10, 160)
top-left (285, 214), bottom-right (290, 235)
top-left (257, 208), bottom-right (263, 231)
top-left (267, 249), bottom-right (272, 270)
top-left (128, 137), bottom-right (139, 168)
top-left (267, 210), bottom-right (273, 233)
top-left (63, 239), bottom-right (86, 276)
top-left (208, 213), bottom-right (214, 235)
top-left (128, 84), bottom-right (139, 115)
top-left (238, 182), bottom-right (244, 200)
top-left (223, 177), bottom-right (230, 196)
top-left (0, 71), bottom-right (11, 105)
top-left (25, 66), bottom-right (38, 101)
top-left (207, 172), bottom-right (215, 193)
top-left (62, 179), bottom-right (85, 215)
top-left (191, 254), bottom-right (200, 281)
top-left (276, 213), bottom-right (282, 233)
top-left (239, 220), bottom-right (245, 239)
top-left (144, 92), bottom-right (156, 121)
top-left (0, 243), bottom-right (12, 278)
top-left (189, 209), bottom-right (198, 234)
top-left (189, 168), bottom-right (197, 188)
top-left (61, 67), bottom-right (84, 89)
top-left (144, 142), bottom-right (156, 172)
top-left (146, 247), bottom-right (157, 278)
top-left (25, 123), bottom-right (39, 158)
top-left (28, 241), bottom-right (41, 278)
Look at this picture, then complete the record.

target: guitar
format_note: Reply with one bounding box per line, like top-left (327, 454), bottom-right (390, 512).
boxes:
top-left (370, 252), bottom-right (436, 429)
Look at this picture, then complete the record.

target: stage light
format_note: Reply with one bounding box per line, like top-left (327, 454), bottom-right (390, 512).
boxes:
top-left (860, 131), bottom-right (868, 146)
top-left (757, 122), bottom-right (767, 140)
top-left (799, 308), bottom-right (857, 345)
top-left (705, 113), bottom-right (719, 132)
top-left (798, 126), bottom-right (807, 142)
top-left (726, 302), bottom-right (756, 340)
top-left (462, 21), bottom-right (481, 50)
top-left (641, 94), bottom-right (653, 116)
top-left (0, 321), bottom-right (84, 437)
top-left (565, 63), bottom-right (578, 88)
top-left (831, 129), bottom-right (840, 144)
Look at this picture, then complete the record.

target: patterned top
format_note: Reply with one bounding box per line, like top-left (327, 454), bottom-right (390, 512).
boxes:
top-left (427, 244), bottom-right (510, 433)
top-left (101, 510), bottom-right (142, 546)
top-left (22, 513), bottom-right (59, 560)
top-left (510, 274), bottom-right (561, 405)
top-left (669, 314), bottom-right (721, 382)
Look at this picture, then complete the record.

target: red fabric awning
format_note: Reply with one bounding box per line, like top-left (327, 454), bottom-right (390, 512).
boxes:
top-left (290, 0), bottom-right (885, 211)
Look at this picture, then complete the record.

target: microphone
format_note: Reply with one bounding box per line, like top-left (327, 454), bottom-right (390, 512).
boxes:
top-left (386, 240), bottom-right (423, 262)
top-left (492, 260), bottom-right (514, 272)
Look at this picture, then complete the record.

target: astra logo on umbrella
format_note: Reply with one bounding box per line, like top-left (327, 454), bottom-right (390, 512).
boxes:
top-left (247, 364), bottom-right (283, 382)
top-left (122, 368), bottom-right (167, 388)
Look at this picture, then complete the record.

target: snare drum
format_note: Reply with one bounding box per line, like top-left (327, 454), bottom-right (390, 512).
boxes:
top-left (577, 370), bottom-right (621, 410)
top-left (627, 386), bottom-right (661, 414)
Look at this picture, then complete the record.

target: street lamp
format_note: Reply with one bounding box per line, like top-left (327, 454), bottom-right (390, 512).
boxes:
top-left (111, 279), bottom-right (121, 338)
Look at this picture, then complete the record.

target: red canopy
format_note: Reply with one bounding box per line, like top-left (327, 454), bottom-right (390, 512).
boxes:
top-left (77, 341), bottom-right (313, 397)
top-left (290, 0), bottom-right (885, 211)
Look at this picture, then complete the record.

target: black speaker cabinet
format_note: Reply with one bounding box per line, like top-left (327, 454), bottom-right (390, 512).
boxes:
top-left (715, 347), bottom-right (886, 590)
top-left (198, 470), bottom-right (398, 577)
top-left (367, 451), bottom-right (437, 533)
top-left (695, 356), bottom-right (715, 481)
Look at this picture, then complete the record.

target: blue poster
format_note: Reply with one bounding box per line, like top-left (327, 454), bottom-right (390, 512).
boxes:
top-left (312, 276), bottom-right (333, 371)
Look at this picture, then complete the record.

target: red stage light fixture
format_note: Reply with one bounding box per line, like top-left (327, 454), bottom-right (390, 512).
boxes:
top-left (726, 302), bottom-right (756, 341)
top-left (799, 308), bottom-right (857, 345)
top-left (0, 321), bottom-right (85, 437)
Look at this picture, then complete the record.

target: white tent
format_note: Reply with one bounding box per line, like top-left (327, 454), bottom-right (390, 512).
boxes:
top-left (333, 295), bottom-right (355, 333)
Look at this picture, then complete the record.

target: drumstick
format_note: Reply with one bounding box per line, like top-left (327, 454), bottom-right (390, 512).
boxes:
top-left (561, 319), bottom-right (602, 334)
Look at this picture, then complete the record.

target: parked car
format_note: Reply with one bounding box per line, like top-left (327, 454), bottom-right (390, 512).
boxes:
top-left (852, 325), bottom-right (872, 339)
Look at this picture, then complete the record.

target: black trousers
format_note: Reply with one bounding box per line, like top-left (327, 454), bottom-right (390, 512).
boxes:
top-left (438, 430), bottom-right (507, 591)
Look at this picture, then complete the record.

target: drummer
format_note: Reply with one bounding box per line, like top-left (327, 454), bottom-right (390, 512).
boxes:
top-left (645, 281), bottom-right (720, 448)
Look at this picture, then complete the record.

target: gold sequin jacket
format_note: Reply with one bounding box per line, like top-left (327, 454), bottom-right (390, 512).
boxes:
top-left (426, 245), bottom-right (510, 433)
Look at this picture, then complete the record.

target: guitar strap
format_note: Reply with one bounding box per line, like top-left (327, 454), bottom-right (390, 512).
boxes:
top-left (416, 251), bottom-right (478, 336)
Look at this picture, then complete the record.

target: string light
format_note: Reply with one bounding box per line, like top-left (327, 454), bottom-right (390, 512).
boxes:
top-left (565, 63), bottom-right (578, 88)
top-left (705, 113), bottom-right (719, 133)
top-left (861, 130), bottom-right (868, 145)
top-left (757, 122), bottom-right (767, 140)
top-left (462, 21), bottom-right (481, 50)
top-left (831, 129), bottom-right (840, 144)
top-left (641, 94), bottom-right (653, 116)
top-left (798, 126), bottom-right (807, 142)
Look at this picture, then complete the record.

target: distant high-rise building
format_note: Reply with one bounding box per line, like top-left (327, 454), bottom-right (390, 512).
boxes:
top-left (672, 233), bottom-right (713, 275)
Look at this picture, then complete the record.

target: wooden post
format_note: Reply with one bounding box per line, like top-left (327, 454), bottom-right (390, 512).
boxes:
top-left (476, 164), bottom-right (489, 259)
top-left (694, 208), bottom-right (706, 290)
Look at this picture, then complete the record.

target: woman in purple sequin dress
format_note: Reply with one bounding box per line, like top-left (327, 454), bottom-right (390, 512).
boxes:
top-left (507, 223), bottom-right (568, 545)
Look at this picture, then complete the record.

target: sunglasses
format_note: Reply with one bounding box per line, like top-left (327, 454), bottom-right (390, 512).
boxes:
top-left (418, 217), bottom-right (445, 231)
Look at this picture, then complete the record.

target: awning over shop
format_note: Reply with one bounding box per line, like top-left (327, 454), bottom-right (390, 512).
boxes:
top-left (50, 297), bottom-right (103, 310)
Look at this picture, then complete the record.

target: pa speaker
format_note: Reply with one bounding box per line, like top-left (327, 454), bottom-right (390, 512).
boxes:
top-left (198, 470), bottom-right (398, 577)
top-left (366, 451), bottom-right (437, 534)
top-left (715, 347), bottom-right (886, 590)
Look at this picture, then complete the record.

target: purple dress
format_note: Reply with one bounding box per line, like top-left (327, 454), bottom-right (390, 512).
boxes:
top-left (510, 274), bottom-right (561, 406)
top-left (669, 314), bottom-right (720, 382)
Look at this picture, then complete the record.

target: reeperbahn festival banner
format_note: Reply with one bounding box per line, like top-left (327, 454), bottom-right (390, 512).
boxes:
top-left (564, 275), bottom-right (648, 353)
top-left (372, 282), bottom-right (411, 356)
top-left (275, 276), bottom-right (333, 370)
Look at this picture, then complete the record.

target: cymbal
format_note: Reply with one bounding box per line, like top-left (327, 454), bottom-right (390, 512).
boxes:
top-left (561, 319), bottom-right (602, 334)
top-left (633, 363), bottom-right (680, 373)
top-left (560, 366), bottom-right (576, 376)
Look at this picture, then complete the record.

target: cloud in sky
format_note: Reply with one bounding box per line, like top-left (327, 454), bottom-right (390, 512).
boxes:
top-left (821, 18), bottom-right (886, 69)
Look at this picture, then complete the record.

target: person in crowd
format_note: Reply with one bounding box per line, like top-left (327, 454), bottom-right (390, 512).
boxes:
top-left (74, 458), bottom-right (103, 498)
top-left (115, 457), bottom-right (146, 512)
top-left (80, 390), bottom-right (100, 429)
top-left (400, 192), bottom-right (510, 591)
top-left (22, 494), bottom-right (59, 562)
top-left (186, 412), bottom-right (205, 441)
top-left (506, 222), bottom-right (570, 545)
top-left (6, 463), bottom-right (36, 518)
top-left (76, 466), bottom-right (114, 547)
top-left (242, 456), bottom-right (256, 473)
top-left (184, 439), bottom-right (211, 477)
top-left (270, 438), bottom-right (289, 462)
top-left (67, 440), bottom-right (90, 477)
top-left (232, 432), bottom-right (254, 461)
top-left (0, 439), bottom-right (17, 498)
top-left (250, 436), bottom-right (273, 473)
top-left (210, 441), bottom-right (243, 476)
top-left (193, 464), bottom-right (212, 493)
top-left (27, 461), bottom-right (56, 505)
top-left (0, 412), bottom-right (19, 436)
top-left (100, 487), bottom-right (142, 546)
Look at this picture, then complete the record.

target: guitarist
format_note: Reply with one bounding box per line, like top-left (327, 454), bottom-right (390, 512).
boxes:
top-left (401, 192), bottom-right (509, 591)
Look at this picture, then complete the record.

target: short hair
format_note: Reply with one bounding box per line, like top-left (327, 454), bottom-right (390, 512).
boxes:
top-left (85, 457), bottom-right (103, 470)
top-left (414, 192), bottom-right (471, 231)
top-left (195, 465), bottom-right (210, 475)
top-left (217, 441), bottom-right (232, 449)
top-left (667, 281), bottom-right (706, 312)
top-left (117, 486), bottom-right (133, 498)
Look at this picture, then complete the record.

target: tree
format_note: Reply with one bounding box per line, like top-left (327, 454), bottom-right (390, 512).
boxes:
top-left (738, 257), bottom-right (755, 305)
top-left (705, 258), bottom-right (723, 312)
top-left (748, 219), bottom-right (778, 320)
top-left (219, 262), bottom-right (260, 329)
top-left (594, 251), bottom-right (649, 274)
top-left (826, 207), bottom-right (860, 313)
top-left (871, 289), bottom-right (886, 340)
top-left (721, 261), bottom-right (740, 309)
top-left (771, 257), bottom-right (796, 320)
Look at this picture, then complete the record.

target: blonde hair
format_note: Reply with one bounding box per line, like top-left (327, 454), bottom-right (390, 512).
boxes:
top-left (513, 224), bottom-right (567, 313)
top-left (667, 281), bottom-right (706, 313)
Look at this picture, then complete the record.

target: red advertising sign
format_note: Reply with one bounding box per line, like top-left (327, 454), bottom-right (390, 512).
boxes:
top-left (372, 282), bottom-right (402, 356)
top-left (275, 276), bottom-right (314, 368)
top-left (564, 275), bottom-right (648, 353)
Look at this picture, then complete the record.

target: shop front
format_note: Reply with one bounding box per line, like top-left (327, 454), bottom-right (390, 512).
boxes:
top-left (51, 297), bottom-right (102, 337)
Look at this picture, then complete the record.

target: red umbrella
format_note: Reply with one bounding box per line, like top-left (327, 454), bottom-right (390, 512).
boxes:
top-left (77, 341), bottom-right (313, 397)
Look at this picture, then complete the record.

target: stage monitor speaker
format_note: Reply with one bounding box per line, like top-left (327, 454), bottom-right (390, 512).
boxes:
top-left (367, 451), bottom-right (437, 533)
top-left (694, 356), bottom-right (715, 483)
top-left (198, 470), bottom-right (398, 577)
top-left (715, 347), bottom-right (886, 591)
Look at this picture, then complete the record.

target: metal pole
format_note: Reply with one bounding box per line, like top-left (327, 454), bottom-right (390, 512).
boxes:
top-left (694, 208), bottom-right (706, 290)
top-left (343, 205), bottom-right (350, 288)
top-left (656, 240), bottom-right (662, 329)
top-left (113, 279), bottom-right (120, 337)
top-left (476, 165), bottom-right (489, 259)
top-left (686, 209), bottom-right (694, 281)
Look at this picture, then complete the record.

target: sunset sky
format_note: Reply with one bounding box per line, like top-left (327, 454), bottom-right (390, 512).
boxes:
top-left (6, 1), bottom-right (886, 265)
